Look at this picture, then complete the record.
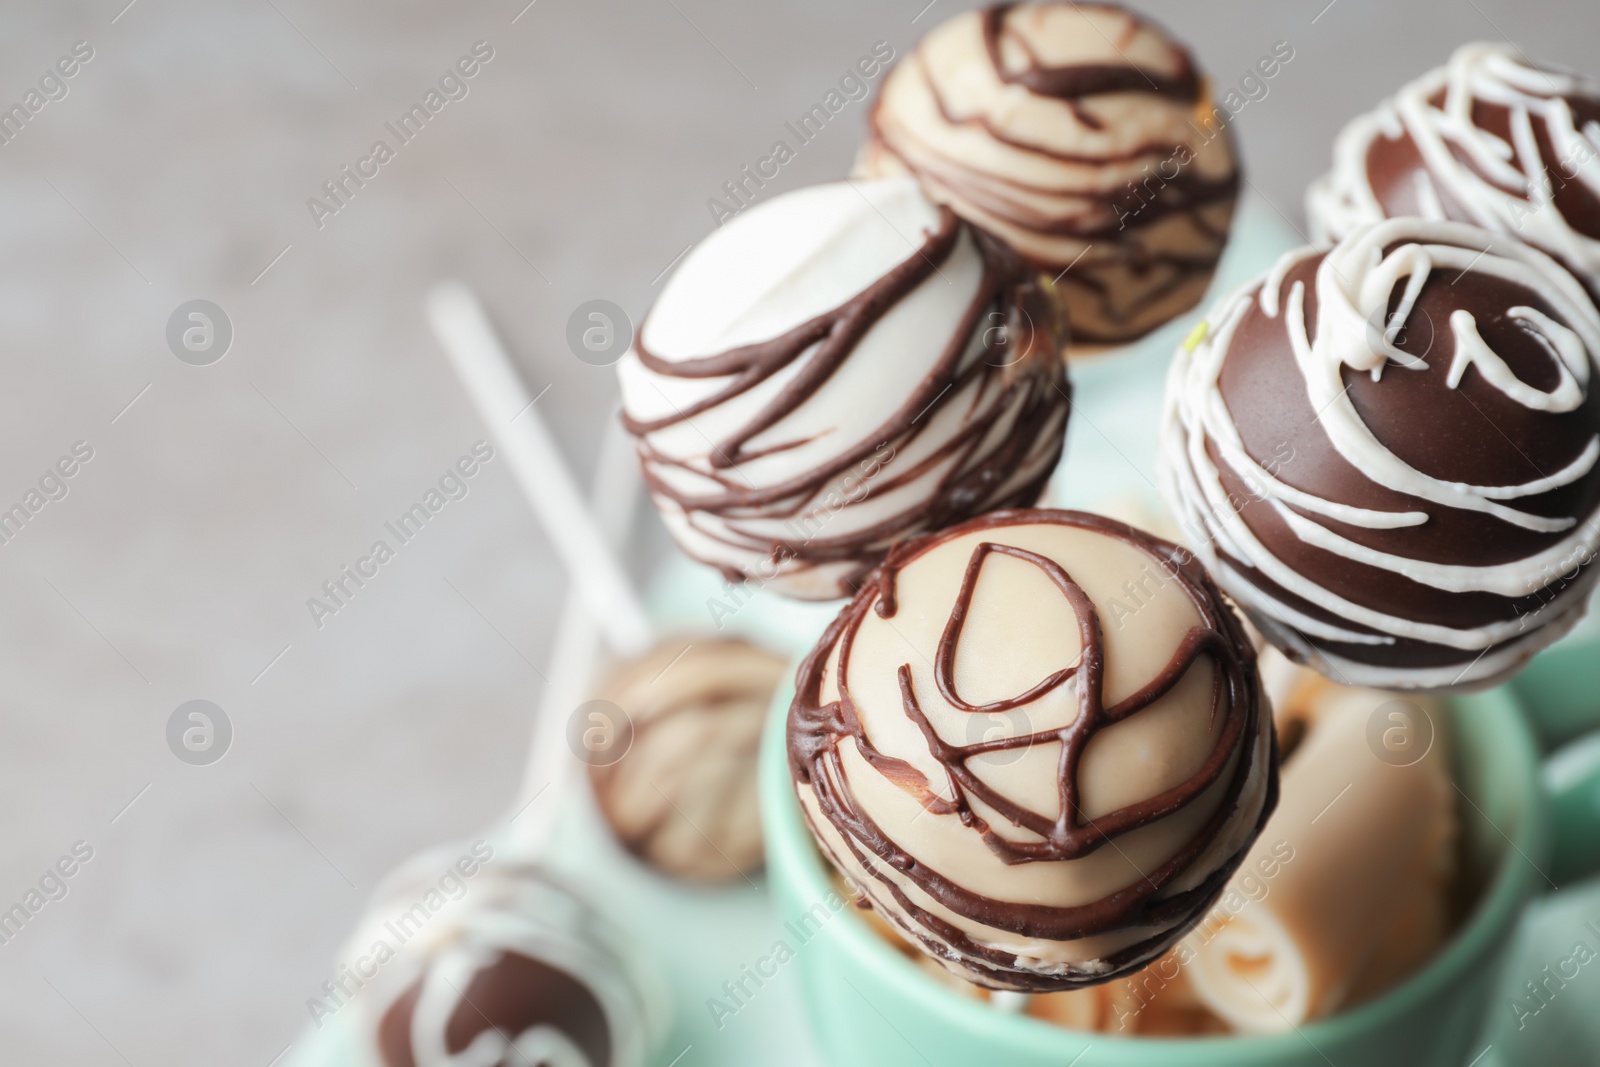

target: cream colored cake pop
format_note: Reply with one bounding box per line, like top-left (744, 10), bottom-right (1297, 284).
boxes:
top-left (789, 508), bottom-right (1276, 991)
top-left (858, 2), bottom-right (1241, 346)
top-left (588, 636), bottom-right (787, 883)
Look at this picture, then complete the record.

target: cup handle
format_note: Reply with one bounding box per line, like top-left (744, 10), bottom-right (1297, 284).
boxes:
top-left (1544, 730), bottom-right (1600, 888)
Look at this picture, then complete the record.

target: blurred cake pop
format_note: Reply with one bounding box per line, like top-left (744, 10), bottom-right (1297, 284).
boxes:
top-left (1013, 658), bottom-right (1455, 1035)
top-left (1181, 665), bottom-right (1455, 1031)
top-left (1027, 948), bottom-right (1225, 1035)
top-left (789, 508), bottom-right (1276, 991)
top-left (1161, 217), bottom-right (1600, 690)
top-left (588, 636), bottom-right (788, 883)
top-left (1308, 43), bottom-right (1600, 298)
top-left (336, 841), bottom-right (655, 1067)
top-left (617, 177), bottom-right (1069, 601)
top-left (858, 2), bottom-right (1241, 346)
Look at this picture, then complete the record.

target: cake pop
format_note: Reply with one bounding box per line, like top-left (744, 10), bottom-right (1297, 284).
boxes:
top-left (789, 508), bottom-right (1276, 990)
top-left (619, 177), bottom-right (1069, 599)
top-left (1161, 217), bottom-right (1600, 690)
top-left (858, 2), bottom-right (1241, 345)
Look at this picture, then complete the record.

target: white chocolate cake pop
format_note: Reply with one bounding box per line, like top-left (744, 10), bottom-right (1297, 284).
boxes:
top-left (1160, 217), bottom-right (1600, 691)
top-left (336, 841), bottom-right (653, 1067)
top-left (857, 2), bottom-right (1240, 345)
top-left (788, 508), bottom-right (1276, 991)
top-left (588, 637), bottom-right (787, 883)
top-left (1308, 43), bottom-right (1600, 299)
top-left (617, 177), bottom-right (1069, 601)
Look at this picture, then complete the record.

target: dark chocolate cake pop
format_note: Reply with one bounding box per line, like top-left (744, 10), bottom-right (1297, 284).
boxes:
top-left (337, 842), bottom-right (654, 1067)
top-left (1309, 43), bottom-right (1600, 299)
top-left (1161, 217), bottom-right (1600, 690)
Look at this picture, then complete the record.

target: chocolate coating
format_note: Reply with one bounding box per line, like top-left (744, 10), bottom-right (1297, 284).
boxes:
top-left (618, 179), bottom-right (1069, 600)
top-left (379, 952), bottom-right (611, 1067)
top-left (857, 2), bottom-right (1240, 344)
top-left (589, 637), bottom-right (787, 883)
top-left (1161, 217), bottom-right (1600, 690)
top-left (788, 508), bottom-right (1276, 991)
top-left (338, 844), bottom-right (652, 1067)
top-left (1308, 43), bottom-right (1600, 300)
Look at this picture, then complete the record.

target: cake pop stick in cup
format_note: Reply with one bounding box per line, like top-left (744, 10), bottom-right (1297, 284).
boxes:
top-left (428, 281), bottom-right (653, 658)
top-left (429, 285), bottom-right (793, 880)
top-left (513, 413), bottom-right (644, 855)
top-left (490, 403), bottom-right (789, 883)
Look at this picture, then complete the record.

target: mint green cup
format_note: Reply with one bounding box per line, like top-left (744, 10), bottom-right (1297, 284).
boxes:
top-left (760, 633), bottom-right (1600, 1067)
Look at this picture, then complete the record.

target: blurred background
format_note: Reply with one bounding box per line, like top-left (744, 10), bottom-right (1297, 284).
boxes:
top-left (1, 0), bottom-right (1597, 1062)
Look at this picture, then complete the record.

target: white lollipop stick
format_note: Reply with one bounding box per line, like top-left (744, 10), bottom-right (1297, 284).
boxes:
top-left (511, 414), bottom-right (643, 851)
top-left (427, 281), bottom-right (653, 658)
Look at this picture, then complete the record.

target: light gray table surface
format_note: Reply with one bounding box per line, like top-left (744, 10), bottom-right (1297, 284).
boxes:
top-left (1, 1), bottom-right (1597, 1063)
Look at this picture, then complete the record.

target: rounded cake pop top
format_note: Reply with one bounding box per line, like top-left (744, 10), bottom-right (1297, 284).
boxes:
top-left (1308, 43), bottom-right (1600, 299)
top-left (588, 636), bottom-right (787, 883)
top-left (336, 841), bottom-right (655, 1067)
top-left (857, 2), bottom-right (1240, 346)
top-left (1160, 216), bottom-right (1600, 691)
top-left (618, 177), bottom-right (1069, 600)
top-left (788, 508), bottom-right (1276, 991)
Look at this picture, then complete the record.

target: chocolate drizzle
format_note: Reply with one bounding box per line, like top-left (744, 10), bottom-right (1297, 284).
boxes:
top-left (1308, 43), bottom-right (1600, 301)
top-left (787, 508), bottom-right (1275, 991)
top-left (981, 3), bottom-right (1200, 102)
top-left (379, 952), bottom-right (613, 1067)
top-left (628, 209), bottom-right (962, 473)
top-left (345, 851), bottom-right (646, 1067)
top-left (860, 2), bottom-right (1240, 343)
top-left (1161, 217), bottom-right (1600, 690)
top-left (626, 201), bottom-right (1070, 598)
top-left (589, 638), bottom-right (782, 882)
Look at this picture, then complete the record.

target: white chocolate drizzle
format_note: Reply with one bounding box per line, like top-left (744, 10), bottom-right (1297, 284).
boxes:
top-left (1309, 42), bottom-right (1600, 288)
top-left (1160, 217), bottom-right (1600, 690)
top-left (337, 846), bottom-right (653, 1067)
